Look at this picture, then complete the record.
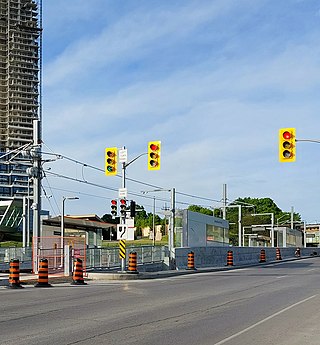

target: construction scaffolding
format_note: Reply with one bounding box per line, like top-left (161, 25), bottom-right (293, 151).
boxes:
top-left (0, 0), bottom-right (41, 202)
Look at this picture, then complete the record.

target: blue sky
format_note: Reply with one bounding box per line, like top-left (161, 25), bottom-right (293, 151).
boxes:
top-left (41, 0), bottom-right (320, 223)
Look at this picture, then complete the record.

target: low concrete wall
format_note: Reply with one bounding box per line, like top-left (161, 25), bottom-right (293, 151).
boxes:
top-left (174, 247), bottom-right (319, 269)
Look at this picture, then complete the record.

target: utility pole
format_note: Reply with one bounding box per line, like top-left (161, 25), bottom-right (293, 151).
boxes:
top-left (32, 119), bottom-right (42, 241)
top-left (222, 184), bottom-right (227, 220)
top-left (141, 188), bottom-right (176, 267)
top-left (170, 188), bottom-right (176, 267)
top-left (153, 196), bottom-right (155, 246)
top-left (120, 157), bottom-right (126, 272)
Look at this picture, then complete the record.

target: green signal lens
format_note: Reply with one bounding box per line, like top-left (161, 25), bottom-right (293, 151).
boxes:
top-left (283, 150), bottom-right (291, 158)
top-left (150, 160), bottom-right (158, 167)
top-left (107, 166), bottom-right (114, 172)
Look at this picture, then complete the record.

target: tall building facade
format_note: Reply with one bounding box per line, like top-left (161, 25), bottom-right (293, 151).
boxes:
top-left (0, 0), bottom-right (41, 202)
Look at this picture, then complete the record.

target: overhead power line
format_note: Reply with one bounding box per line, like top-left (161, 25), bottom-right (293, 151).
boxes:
top-left (41, 147), bottom-right (224, 208)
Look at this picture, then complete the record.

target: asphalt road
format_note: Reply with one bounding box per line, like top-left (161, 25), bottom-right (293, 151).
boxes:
top-left (1, 258), bottom-right (320, 345)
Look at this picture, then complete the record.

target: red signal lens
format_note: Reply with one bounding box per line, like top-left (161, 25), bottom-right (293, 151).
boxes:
top-left (111, 200), bottom-right (117, 205)
top-left (150, 144), bottom-right (158, 151)
top-left (283, 131), bottom-right (291, 140)
top-left (120, 199), bottom-right (126, 205)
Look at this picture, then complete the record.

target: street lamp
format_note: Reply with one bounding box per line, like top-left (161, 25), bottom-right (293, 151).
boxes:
top-left (276, 213), bottom-right (290, 227)
top-left (141, 188), bottom-right (175, 267)
top-left (251, 212), bottom-right (274, 247)
top-left (61, 196), bottom-right (79, 248)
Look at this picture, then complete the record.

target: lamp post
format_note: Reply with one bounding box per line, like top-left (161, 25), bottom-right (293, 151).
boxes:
top-left (141, 188), bottom-right (175, 266)
top-left (61, 196), bottom-right (79, 249)
top-left (251, 212), bottom-right (274, 247)
top-left (153, 196), bottom-right (156, 246)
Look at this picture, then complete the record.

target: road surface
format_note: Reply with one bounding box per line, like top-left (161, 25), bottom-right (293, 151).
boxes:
top-left (0, 258), bottom-right (319, 345)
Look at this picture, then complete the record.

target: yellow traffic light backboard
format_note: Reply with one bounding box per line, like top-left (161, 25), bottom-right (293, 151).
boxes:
top-left (148, 141), bottom-right (161, 170)
top-left (105, 147), bottom-right (118, 175)
top-left (279, 128), bottom-right (296, 162)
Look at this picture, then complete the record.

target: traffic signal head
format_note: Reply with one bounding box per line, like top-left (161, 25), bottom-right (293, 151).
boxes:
top-left (148, 141), bottom-right (161, 170)
top-left (105, 147), bottom-right (117, 176)
top-left (120, 198), bottom-right (127, 217)
top-left (130, 200), bottom-right (136, 218)
top-left (279, 128), bottom-right (296, 162)
top-left (111, 199), bottom-right (117, 217)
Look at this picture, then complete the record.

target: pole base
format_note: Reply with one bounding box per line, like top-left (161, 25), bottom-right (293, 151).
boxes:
top-left (126, 270), bottom-right (139, 274)
top-left (71, 280), bottom-right (87, 285)
top-left (34, 283), bottom-right (52, 288)
top-left (7, 284), bottom-right (24, 289)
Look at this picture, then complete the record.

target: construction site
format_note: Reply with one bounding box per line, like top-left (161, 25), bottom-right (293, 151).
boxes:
top-left (0, 0), bottom-right (41, 236)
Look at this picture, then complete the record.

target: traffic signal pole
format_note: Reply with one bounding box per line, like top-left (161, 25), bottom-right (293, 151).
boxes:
top-left (120, 161), bottom-right (126, 272)
top-left (106, 143), bottom-right (162, 271)
top-left (118, 150), bottom-right (148, 272)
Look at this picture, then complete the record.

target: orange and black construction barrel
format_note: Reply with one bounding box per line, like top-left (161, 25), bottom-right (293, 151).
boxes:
top-left (276, 247), bottom-right (282, 260)
top-left (187, 251), bottom-right (196, 270)
top-left (127, 252), bottom-right (139, 274)
top-left (226, 250), bottom-right (234, 266)
top-left (7, 259), bottom-right (23, 289)
top-left (35, 258), bottom-right (52, 287)
top-left (259, 249), bottom-right (266, 263)
top-left (71, 258), bottom-right (87, 285)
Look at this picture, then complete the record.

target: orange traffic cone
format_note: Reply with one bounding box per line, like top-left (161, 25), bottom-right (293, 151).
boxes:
top-left (127, 252), bottom-right (139, 274)
top-left (259, 249), bottom-right (266, 263)
top-left (7, 259), bottom-right (23, 289)
top-left (71, 258), bottom-right (87, 285)
top-left (35, 258), bottom-right (52, 287)
top-left (276, 248), bottom-right (282, 260)
top-left (187, 251), bottom-right (196, 270)
top-left (226, 250), bottom-right (234, 266)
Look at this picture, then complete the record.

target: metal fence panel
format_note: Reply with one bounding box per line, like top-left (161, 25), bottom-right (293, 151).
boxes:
top-left (85, 245), bottom-right (167, 270)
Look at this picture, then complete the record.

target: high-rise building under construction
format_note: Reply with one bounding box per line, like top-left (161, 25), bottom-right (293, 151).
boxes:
top-left (0, 0), bottom-right (41, 232)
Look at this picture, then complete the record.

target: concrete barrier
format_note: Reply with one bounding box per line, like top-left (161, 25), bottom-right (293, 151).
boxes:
top-left (174, 247), bottom-right (318, 270)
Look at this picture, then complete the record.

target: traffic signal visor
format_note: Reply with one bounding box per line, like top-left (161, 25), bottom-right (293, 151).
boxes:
top-left (279, 128), bottom-right (296, 162)
top-left (105, 147), bottom-right (118, 175)
top-left (148, 141), bottom-right (161, 170)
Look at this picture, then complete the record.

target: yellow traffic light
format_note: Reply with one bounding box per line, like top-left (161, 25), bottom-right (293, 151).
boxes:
top-left (148, 141), bottom-right (161, 170)
top-left (105, 147), bottom-right (118, 175)
top-left (279, 128), bottom-right (296, 162)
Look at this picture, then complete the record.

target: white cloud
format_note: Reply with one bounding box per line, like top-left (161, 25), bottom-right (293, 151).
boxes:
top-left (41, 0), bottom-right (320, 222)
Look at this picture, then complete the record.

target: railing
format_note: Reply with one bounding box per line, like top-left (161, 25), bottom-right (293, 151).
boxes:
top-left (86, 245), bottom-right (168, 270)
top-left (0, 245), bottom-right (168, 272)
top-left (0, 247), bottom-right (32, 271)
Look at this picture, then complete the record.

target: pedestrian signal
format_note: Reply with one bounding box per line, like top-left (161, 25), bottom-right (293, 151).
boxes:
top-left (279, 128), bottom-right (296, 162)
top-left (148, 141), bottom-right (161, 170)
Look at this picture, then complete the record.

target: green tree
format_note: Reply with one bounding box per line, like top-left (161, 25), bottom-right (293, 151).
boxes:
top-left (188, 205), bottom-right (213, 216)
top-left (226, 197), bottom-right (301, 245)
top-left (101, 213), bottom-right (118, 224)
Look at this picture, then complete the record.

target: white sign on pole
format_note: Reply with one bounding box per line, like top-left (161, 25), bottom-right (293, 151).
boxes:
top-left (118, 188), bottom-right (127, 198)
top-left (117, 224), bottom-right (128, 240)
top-left (118, 148), bottom-right (128, 163)
top-left (126, 218), bottom-right (135, 240)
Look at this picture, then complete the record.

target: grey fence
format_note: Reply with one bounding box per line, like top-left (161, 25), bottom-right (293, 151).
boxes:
top-left (86, 245), bottom-right (168, 270)
top-left (0, 247), bottom-right (33, 271)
